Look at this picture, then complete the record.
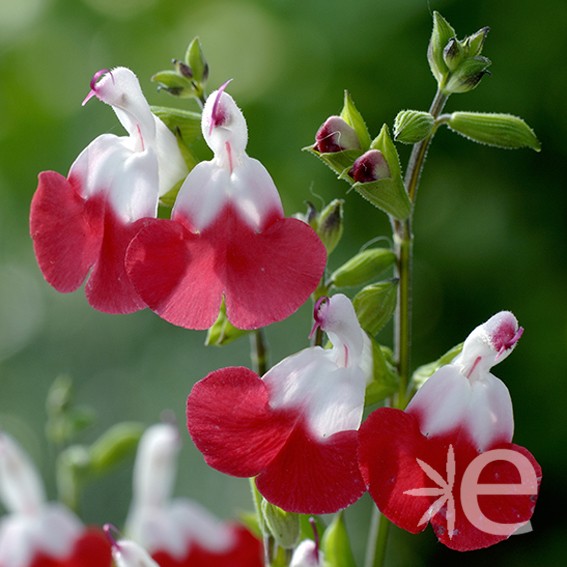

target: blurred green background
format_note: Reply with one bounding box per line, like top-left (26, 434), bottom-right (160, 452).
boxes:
top-left (0, 0), bottom-right (565, 564)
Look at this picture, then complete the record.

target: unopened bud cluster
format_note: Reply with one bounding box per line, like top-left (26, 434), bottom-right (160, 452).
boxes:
top-left (428, 11), bottom-right (491, 94)
top-left (152, 37), bottom-right (209, 101)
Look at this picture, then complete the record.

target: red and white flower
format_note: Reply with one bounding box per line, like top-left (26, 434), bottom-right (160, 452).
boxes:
top-left (125, 422), bottom-right (262, 567)
top-left (0, 431), bottom-right (111, 567)
top-left (359, 311), bottom-right (542, 551)
top-left (30, 67), bottom-right (187, 314)
top-left (125, 84), bottom-right (326, 330)
top-left (187, 294), bottom-right (371, 513)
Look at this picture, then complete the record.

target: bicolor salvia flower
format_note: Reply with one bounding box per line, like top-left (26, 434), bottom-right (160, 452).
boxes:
top-left (104, 527), bottom-right (159, 567)
top-left (30, 67), bottom-right (187, 313)
top-left (0, 431), bottom-right (112, 567)
top-left (125, 83), bottom-right (326, 330)
top-left (359, 312), bottom-right (542, 551)
top-left (187, 294), bottom-right (371, 513)
top-left (125, 422), bottom-right (262, 566)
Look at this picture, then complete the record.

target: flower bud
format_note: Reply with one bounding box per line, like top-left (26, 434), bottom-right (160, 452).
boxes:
top-left (442, 38), bottom-right (465, 71)
top-left (464, 26), bottom-right (490, 57)
top-left (443, 56), bottom-right (491, 94)
top-left (349, 150), bottom-right (391, 183)
top-left (261, 500), bottom-right (300, 549)
top-left (447, 111), bottom-right (541, 151)
top-left (330, 248), bottom-right (395, 288)
top-left (316, 199), bottom-right (344, 255)
top-left (393, 110), bottom-right (435, 144)
top-left (89, 422), bottom-right (144, 475)
top-left (290, 540), bottom-right (324, 567)
top-left (315, 116), bottom-right (361, 153)
top-left (353, 280), bottom-right (398, 336)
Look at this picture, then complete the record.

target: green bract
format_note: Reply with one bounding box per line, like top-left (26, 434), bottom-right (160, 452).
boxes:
top-left (340, 90), bottom-right (371, 150)
top-left (447, 111), bottom-right (541, 151)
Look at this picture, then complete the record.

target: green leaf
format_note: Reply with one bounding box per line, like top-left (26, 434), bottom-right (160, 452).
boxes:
top-left (151, 106), bottom-right (202, 145)
top-left (340, 90), bottom-right (371, 150)
top-left (321, 512), bottom-right (356, 567)
top-left (365, 337), bottom-right (399, 406)
top-left (330, 247), bottom-right (395, 288)
top-left (447, 111), bottom-right (541, 151)
top-left (353, 280), bottom-right (398, 336)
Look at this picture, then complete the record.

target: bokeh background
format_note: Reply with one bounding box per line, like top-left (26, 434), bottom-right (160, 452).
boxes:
top-left (1, 0), bottom-right (565, 565)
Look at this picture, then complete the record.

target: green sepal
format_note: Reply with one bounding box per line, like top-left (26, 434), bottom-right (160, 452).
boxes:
top-left (88, 422), bottom-right (144, 475)
top-left (316, 199), bottom-right (344, 255)
top-left (394, 110), bottom-right (435, 144)
top-left (185, 37), bottom-right (209, 84)
top-left (365, 337), bottom-right (399, 406)
top-left (347, 124), bottom-right (410, 219)
top-left (151, 70), bottom-right (195, 98)
top-left (428, 11), bottom-right (456, 85)
top-left (443, 56), bottom-right (491, 94)
top-left (330, 247), bottom-right (395, 288)
top-left (261, 501), bottom-right (300, 549)
top-left (340, 90), bottom-right (371, 150)
top-left (410, 342), bottom-right (463, 393)
top-left (464, 26), bottom-right (490, 58)
top-left (352, 279), bottom-right (398, 336)
top-left (303, 146), bottom-right (363, 178)
top-left (447, 112), bottom-right (541, 151)
top-left (321, 512), bottom-right (356, 567)
top-left (205, 302), bottom-right (250, 346)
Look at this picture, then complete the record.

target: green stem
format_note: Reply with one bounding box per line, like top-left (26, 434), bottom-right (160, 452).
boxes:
top-left (250, 329), bottom-right (269, 376)
top-left (364, 507), bottom-right (390, 567)
top-left (393, 88), bottom-right (448, 410)
top-left (369, 88), bottom-right (449, 567)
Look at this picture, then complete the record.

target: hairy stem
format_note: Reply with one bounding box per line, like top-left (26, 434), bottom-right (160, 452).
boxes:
top-left (369, 88), bottom-right (449, 567)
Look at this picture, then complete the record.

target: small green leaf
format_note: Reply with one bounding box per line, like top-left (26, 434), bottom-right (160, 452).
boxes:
top-left (447, 111), bottom-right (541, 151)
top-left (340, 91), bottom-right (371, 150)
top-left (353, 280), bottom-right (398, 336)
top-left (321, 512), bottom-right (357, 567)
top-left (330, 248), bottom-right (395, 288)
top-left (151, 106), bottom-right (202, 145)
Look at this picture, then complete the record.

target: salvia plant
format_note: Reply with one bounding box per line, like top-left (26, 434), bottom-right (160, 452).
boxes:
top-left (1, 11), bottom-right (542, 567)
